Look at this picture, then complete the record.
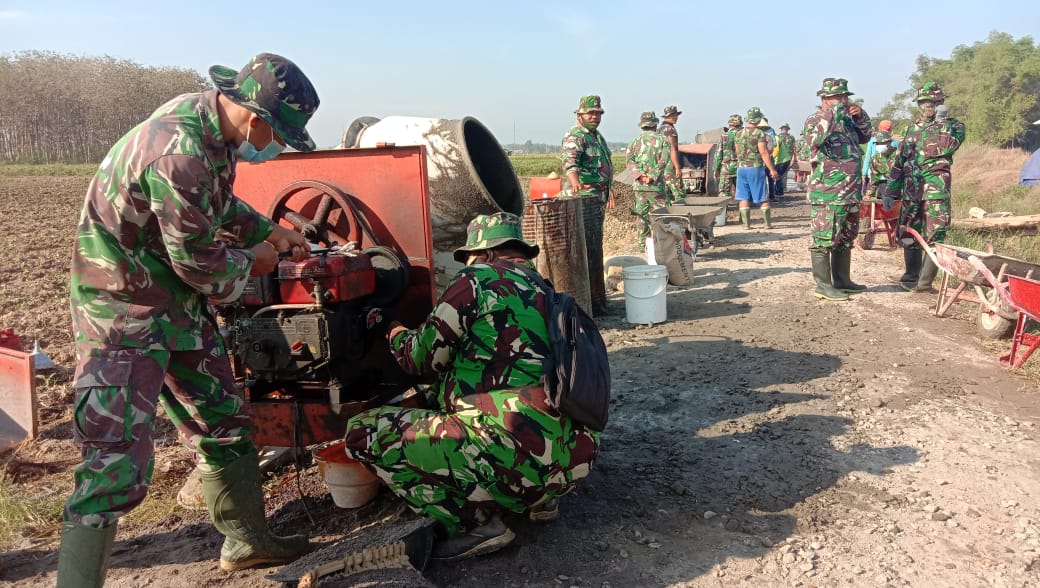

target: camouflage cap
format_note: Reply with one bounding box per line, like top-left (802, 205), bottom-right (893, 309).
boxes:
top-left (915, 82), bottom-right (946, 103)
top-left (746, 107), bottom-right (764, 124)
top-left (210, 53), bottom-right (320, 152)
top-left (780, 123), bottom-right (790, 130)
top-left (874, 130), bottom-right (893, 143)
top-left (453, 212), bottom-right (540, 262)
top-left (639, 111), bottom-right (659, 129)
top-left (727, 114), bottom-right (743, 128)
top-left (817, 77), bottom-right (854, 98)
top-left (575, 95), bottom-right (605, 114)
top-left (662, 105), bottom-right (682, 117)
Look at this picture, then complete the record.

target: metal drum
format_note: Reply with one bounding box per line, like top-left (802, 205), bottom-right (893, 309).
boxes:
top-left (521, 198), bottom-right (593, 315)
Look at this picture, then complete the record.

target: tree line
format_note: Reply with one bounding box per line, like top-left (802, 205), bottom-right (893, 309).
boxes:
top-left (0, 51), bottom-right (207, 163)
top-left (877, 31), bottom-right (1040, 150)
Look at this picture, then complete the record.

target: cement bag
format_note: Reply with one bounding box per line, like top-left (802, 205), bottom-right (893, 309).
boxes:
top-left (652, 219), bottom-right (695, 286)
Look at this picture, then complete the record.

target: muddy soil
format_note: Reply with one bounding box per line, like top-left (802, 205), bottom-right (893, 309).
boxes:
top-left (2, 177), bottom-right (1040, 588)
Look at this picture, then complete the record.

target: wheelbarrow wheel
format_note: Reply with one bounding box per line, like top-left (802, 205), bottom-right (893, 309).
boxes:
top-left (976, 288), bottom-right (1015, 339)
top-left (856, 230), bottom-right (876, 251)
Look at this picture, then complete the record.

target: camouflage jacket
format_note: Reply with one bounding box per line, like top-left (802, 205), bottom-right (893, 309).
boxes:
top-left (734, 126), bottom-right (768, 168)
top-left (803, 103), bottom-right (872, 203)
top-left (625, 131), bottom-right (671, 192)
top-left (887, 116), bottom-right (966, 201)
top-left (868, 149), bottom-right (898, 186)
top-left (657, 121), bottom-right (680, 174)
top-left (713, 127), bottom-right (739, 177)
top-left (389, 260), bottom-right (551, 407)
top-left (775, 133), bottom-right (797, 164)
top-left (70, 90), bottom-right (273, 352)
top-left (561, 124), bottom-right (614, 197)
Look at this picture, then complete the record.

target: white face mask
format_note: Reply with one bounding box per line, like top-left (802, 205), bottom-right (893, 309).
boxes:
top-left (877, 144), bottom-right (889, 154)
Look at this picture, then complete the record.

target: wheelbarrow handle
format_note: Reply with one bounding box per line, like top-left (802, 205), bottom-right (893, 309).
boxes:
top-left (903, 227), bottom-right (941, 267)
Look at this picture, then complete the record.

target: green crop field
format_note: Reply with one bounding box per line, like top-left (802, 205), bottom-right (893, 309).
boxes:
top-left (509, 153), bottom-right (626, 178)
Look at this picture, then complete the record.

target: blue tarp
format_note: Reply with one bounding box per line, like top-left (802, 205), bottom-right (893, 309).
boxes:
top-left (1022, 149), bottom-right (1040, 186)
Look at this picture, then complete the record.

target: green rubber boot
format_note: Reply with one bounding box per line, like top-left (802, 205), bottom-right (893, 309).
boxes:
top-left (811, 250), bottom-right (849, 301)
top-left (831, 248), bottom-right (867, 292)
top-left (762, 207), bottom-right (773, 229)
top-left (906, 255), bottom-right (940, 293)
top-left (888, 246), bottom-right (921, 287)
top-left (740, 208), bottom-right (751, 229)
top-left (56, 521), bottom-right (117, 588)
top-left (200, 451), bottom-right (312, 571)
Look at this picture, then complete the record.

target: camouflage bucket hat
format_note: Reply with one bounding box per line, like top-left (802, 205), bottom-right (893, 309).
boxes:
top-left (746, 107), bottom-right (764, 124)
top-left (817, 77), bottom-right (854, 98)
top-left (662, 105), bottom-right (682, 117)
top-left (639, 111), bottom-right (659, 129)
top-left (210, 53), bottom-right (320, 152)
top-left (575, 95), bottom-right (604, 114)
top-left (916, 82), bottom-right (946, 103)
top-left (453, 212), bottom-right (540, 262)
top-left (727, 114), bottom-right (743, 128)
top-left (780, 123), bottom-right (790, 130)
top-left (874, 130), bottom-right (893, 143)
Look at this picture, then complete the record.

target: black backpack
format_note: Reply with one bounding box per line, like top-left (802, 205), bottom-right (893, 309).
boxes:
top-left (517, 266), bottom-right (611, 432)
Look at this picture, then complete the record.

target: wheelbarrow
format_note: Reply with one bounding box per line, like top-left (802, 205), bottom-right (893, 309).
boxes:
top-left (650, 205), bottom-right (725, 249)
top-left (907, 227), bottom-right (1040, 338)
top-left (968, 262), bottom-right (1040, 368)
top-left (855, 198), bottom-right (901, 250)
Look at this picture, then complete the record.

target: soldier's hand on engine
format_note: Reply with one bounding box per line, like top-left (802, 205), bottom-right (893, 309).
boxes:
top-left (249, 242), bottom-right (279, 276)
top-left (268, 225), bottom-right (309, 262)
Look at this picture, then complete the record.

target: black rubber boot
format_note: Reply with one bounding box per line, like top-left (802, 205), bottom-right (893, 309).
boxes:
top-left (201, 451), bottom-right (312, 571)
top-left (888, 246), bottom-right (921, 286)
top-left (739, 208), bottom-right (751, 229)
top-left (811, 250), bottom-right (849, 301)
top-left (907, 256), bottom-right (940, 292)
top-left (762, 207), bottom-right (773, 229)
top-left (431, 514), bottom-right (515, 561)
top-left (831, 248), bottom-right (867, 292)
top-left (56, 521), bottom-right (117, 588)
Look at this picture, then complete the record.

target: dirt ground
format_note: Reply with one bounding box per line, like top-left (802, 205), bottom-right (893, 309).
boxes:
top-left (3, 176), bottom-right (1040, 588)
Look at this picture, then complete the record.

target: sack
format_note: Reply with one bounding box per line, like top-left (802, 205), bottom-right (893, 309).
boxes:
top-left (652, 219), bottom-right (696, 286)
top-left (518, 266), bottom-right (611, 431)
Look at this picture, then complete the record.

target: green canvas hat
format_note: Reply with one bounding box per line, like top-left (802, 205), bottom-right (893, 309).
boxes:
top-left (915, 82), bottom-right (946, 103)
top-left (210, 53), bottom-right (320, 152)
top-left (817, 77), bottom-right (854, 98)
top-left (662, 105), bottom-right (682, 117)
top-left (575, 95), bottom-right (605, 114)
top-left (639, 111), bottom-right (659, 129)
top-left (746, 107), bottom-right (764, 124)
top-left (453, 212), bottom-right (540, 262)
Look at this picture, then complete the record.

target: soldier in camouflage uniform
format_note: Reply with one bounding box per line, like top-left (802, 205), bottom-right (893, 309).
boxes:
top-left (802, 77), bottom-right (872, 302)
top-left (562, 95), bottom-right (613, 316)
top-left (774, 123), bottom-right (797, 197)
top-left (734, 107), bottom-right (780, 229)
top-left (344, 212), bottom-right (600, 562)
top-left (864, 130), bottom-right (897, 201)
top-left (59, 53), bottom-right (318, 587)
top-left (713, 114), bottom-right (742, 199)
top-left (626, 111), bottom-right (672, 251)
top-left (885, 82), bottom-right (966, 292)
top-left (659, 105), bottom-right (685, 203)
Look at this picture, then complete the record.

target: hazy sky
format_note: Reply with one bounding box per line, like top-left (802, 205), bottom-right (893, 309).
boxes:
top-left (1, 1), bottom-right (1037, 148)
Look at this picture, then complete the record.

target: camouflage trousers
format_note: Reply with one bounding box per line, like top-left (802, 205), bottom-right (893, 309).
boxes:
top-left (663, 172), bottom-right (683, 203)
top-left (898, 197), bottom-right (951, 245)
top-left (344, 385), bottom-right (600, 535)
top-left (65, 342), bottom-right (253, 527)
top-left (718, 174), bottom-right (735, 199)
top-left (582, 195), bottom-right (608, 313)
top-left (809, 201), bottom-right (860, 252)
top-left (633, 189), bottom-right (669, 252)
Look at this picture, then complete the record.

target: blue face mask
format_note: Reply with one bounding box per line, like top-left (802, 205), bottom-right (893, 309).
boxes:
top-left (236, 121), bottom-right (285, 163)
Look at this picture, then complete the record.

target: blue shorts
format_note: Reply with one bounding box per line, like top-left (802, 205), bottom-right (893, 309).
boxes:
top-left (736, 167), bottom-right (768, 204)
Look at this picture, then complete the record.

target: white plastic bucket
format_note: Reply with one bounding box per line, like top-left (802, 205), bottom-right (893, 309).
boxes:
top-left (314, 442), bottom-right (381, 508)
top-left (622, 264), bottom-right (668, 324)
